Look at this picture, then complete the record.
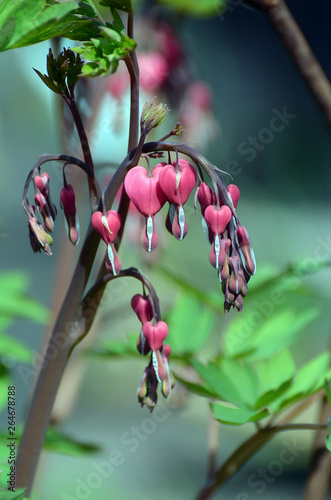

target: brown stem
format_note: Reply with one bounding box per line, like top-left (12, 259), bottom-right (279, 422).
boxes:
top-left (195, 423), bottom-right (326, 500)
top-left (244, 0), bottom-right (331, 128)
top-left (303, 396), bottom-right (331, 500)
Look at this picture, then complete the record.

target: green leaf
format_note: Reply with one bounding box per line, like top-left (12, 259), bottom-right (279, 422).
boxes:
top-left (223, 307), bottom-right (319, 360)
top-left (43, 427), bottom-right (99, 456)
top-left (0, 488), bottom-right (26, 500)
top-left (174, 372), bottom-right (218, 399)
top-left (88, 334), bottom-right (139, 358)
top-left (0, 366), bottom-right (11, 411)
top-left (0, 334), bottom-right (32, 364)
top-left (99, 0), bottom-right (132, 12)
top-left (158, 0), bottom-right (226, 17)
top-left (275, 352), bottom-right (331, 411)
top-left (211, 402), bottom-right (269, 425)
top-left (0, 272), bottom-right (49, 324)
top-left (165, 294), bottom-right (214, 355)
top-left (191, 360), bottom-right (248, 407)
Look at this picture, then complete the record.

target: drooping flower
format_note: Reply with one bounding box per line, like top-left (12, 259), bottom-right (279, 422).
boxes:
top-left (60, 184), bottom-right (80, 245)
top-left (91, 210), bottom-right (121, 275)
top-left (124, 165), bottom-right (167, 252)
top-left (131, 294), bottom-right (154, 355)
top-left (159, 159), bottom-right (197, 240)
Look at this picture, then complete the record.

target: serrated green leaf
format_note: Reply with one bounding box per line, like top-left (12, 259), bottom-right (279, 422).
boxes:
top-left (158, 0), bottom-right (226, 17)
top-left (211, 402), bottom-right (269, 425)
top-left (165, 294), bottom-right (214, 355)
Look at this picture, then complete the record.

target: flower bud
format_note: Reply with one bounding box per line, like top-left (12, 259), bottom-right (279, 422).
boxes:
top-left (235, 225), bottom-right (256, 275)
top-left (131, 294), bottom-right (153, 324)
top-left (60, 185), bottom-right (80, 245)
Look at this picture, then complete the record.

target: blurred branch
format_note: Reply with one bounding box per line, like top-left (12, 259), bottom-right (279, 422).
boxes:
top-left (303, 398), bottom-right (331, 500)
top-left (243, 0), bottom-right (331, 129)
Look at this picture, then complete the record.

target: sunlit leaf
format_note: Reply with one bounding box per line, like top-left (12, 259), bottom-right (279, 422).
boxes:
top-left (223, 307), bottom-right (319, 360)
top-left (275, 352), bottom-right (330, 411)
top-left (165, 294), bottom-right (214, 355)
top-left (211, 402), bottom-right (269, 425)
top-left (158, 0), bottom-right (226, 17)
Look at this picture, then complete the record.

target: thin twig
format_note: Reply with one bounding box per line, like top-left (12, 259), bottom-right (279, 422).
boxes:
top-left (244, 0), bottom-right (331, 129)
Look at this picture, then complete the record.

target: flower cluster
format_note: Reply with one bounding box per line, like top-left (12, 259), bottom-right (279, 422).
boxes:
top-left (23, 167), bottom-right (80, 255)
top-left (131, 293), bottom-right (174, 411)
top-left (197, 181), bottom-right (256, 311)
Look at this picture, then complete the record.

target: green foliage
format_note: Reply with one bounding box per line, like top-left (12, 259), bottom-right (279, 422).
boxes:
top-left (0, 272), bottom-right (49, 412)
top-left (34, 48), bottom-right (84, 95)
top-left (0, 0), bottom-right (78, 52)
top-left (158, 0), bottom-right (227, 17)
top-left (73, 24), bottom-right (136, 77)
top-left (0, 488), bottom-right (26, 499)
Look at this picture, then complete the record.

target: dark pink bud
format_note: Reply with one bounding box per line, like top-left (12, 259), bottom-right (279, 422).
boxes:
top-left (142, 321), bottom-right (168, 351)
top-left (124, 166), bottom-right (167, 217)
top-left (204, 205), bottom-right (232, 235)
top-left (197, 182), bottom-right (213, 215)
top-left (236, 225), bottom-right (256, 275)
top-left (219, 239), bottom-right (231, 282)
top-left (60, 185), bottom-right (79, 245)
top-left (131, 294), bottom-right (153, 324)
top-left (226, 184), bottom-right (240, 209)
top-left (91, 210), bottom-right (121, 244)
top-left (159, 159), bottom-right (197, 206)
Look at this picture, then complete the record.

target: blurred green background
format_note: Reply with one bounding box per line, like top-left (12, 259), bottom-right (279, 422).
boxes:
top-left (1, 1), bottom-right (331, 499)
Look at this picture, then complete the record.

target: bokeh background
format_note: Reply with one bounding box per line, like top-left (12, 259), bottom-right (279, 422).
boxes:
top-left (1, 0), bottom-right (331, 498)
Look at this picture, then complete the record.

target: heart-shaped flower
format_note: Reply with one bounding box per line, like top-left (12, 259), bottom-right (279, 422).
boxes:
top-left (204, 205), bottom-right (232, 235)
top-left (142, 321), bottom-right (168, 351)
top-left (91, 210), bottom-right (121, 244)
top-left (124, 165), bottom-right (167, 216)
top-left (159, 159), bottom-right (197, 205)
top-left (91, 210), bottom-right (122, 274)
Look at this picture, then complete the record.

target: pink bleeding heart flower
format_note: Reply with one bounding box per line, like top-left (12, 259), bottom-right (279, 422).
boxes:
top-left (196, 182), bottom-right (214, 215)
top-left (131, 294), bottom-right (153, 324)
top-left (204, 205), bottom-right (232, 235)
top-left (91, 210), bottom-right (121, 275)
top-left (34, 192), bottom-right (54, 233)
top-left (124, 165), bottom-right (167, 252)
top-left (142, 321), bottom-right (169, 383)
top-left (226, 184), bottom-right (240, 209)
top-left (159, 159), bottom-right (197, 206)
top-left (60, 185), bottom-right (80, 245)
top-left (219, 238), bottom-right (231, 282)
top-left (132, 294), bottom-right (153, 356)
top-left (204, 205), bottom-right (232, 270)
top-left (34, 172), bottom-right (57, 220)
top-left (142, 321), bottom-right (168, 351)
top-left (236, 225), bottom-right (256, 276)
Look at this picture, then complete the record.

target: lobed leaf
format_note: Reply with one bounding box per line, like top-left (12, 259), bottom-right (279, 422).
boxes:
top-left (211, 402), bottom-right (269, 426)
